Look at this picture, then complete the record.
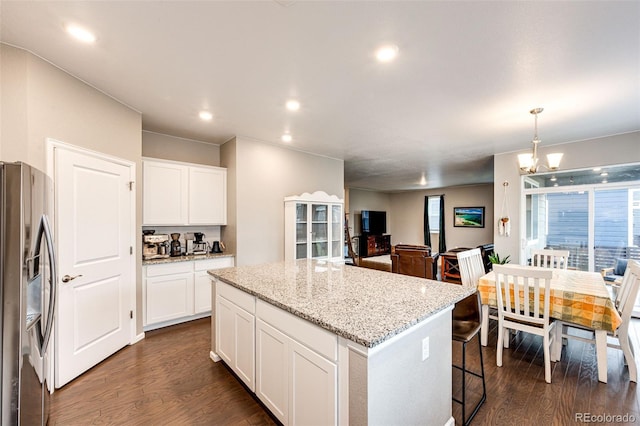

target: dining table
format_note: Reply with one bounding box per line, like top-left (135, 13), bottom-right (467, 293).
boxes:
top-left (477, 266), bottom-right (622, 383)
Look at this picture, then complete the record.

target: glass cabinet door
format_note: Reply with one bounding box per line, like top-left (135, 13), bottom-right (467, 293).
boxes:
top-left (331, 205), bottom-right (342, 258)
top-left (295, 203), bottom-right (308, 259)
top-left (311, 204), bottom-right (328, 258)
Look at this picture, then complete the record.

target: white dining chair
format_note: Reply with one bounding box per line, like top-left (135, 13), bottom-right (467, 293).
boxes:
top-left (493, 264), bottom-right (556, 383)
top-left (531, 249), bottom-right (570, 269)
top-left (555, 259), bottom-right (640, 382)
top-left (457, 248), bottom-right (485, 289)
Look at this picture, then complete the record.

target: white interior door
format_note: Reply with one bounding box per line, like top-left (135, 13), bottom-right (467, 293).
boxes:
top-left (54, 146), bottom-right (134, 388)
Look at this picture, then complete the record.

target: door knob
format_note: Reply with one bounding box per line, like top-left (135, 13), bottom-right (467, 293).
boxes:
top-left (62, 274), bottom-right (83, 283)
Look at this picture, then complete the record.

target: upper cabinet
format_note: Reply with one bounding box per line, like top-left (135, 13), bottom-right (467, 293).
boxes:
top-left (143, 159), bottom-right (227, 226)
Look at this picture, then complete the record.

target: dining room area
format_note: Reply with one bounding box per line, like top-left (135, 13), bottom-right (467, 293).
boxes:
top-left (450, 247), bottom-right (640, 425)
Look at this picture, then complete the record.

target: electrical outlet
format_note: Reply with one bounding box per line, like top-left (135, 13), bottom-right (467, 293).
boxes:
top-left (422, 336), bottom-right (430, 361)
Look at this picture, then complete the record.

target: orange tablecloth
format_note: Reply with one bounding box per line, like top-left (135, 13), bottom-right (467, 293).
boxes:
top-left (478, 267), bottom-right (622, 333)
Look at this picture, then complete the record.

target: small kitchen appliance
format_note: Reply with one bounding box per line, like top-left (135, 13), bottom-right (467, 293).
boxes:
top-left (211, 240), bottom-right (223, 253)
top-left (193, 232), bottom-right (208, 255)
top-left (143, 234), bottom-right (170, 260)
top-left (170, 233), bottom-right (182, 257)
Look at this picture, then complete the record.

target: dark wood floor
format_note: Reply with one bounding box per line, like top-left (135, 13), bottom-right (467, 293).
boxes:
top-left (49, 318), bottom-right (276, 425)
top-left (50, 317), bottom-right (640, 425)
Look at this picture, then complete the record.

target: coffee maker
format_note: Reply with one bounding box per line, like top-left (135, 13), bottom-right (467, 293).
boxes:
top-left (193, 232), bottom-right (208, 255)
top-left (170, 233), bottom-right (182, 257)
top-left (143, 233), bottom-right (170, 260)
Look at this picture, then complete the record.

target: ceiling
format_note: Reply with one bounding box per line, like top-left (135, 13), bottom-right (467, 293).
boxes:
top-left (1, 1), bottom-right (638, 192)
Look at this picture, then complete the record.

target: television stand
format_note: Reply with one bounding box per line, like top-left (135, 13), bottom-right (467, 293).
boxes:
top-left (358, 234), bottom-right (391, 257)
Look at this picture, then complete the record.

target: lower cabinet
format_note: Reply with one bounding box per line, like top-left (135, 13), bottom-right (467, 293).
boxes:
top-left (215, 281), bottom-right (255, 391)
top-left (144, 256), bottom-right (234, 330)
top-left (255, 300), bottom-right (337, 426)
top-left (145, 262), bottom-right (194, 325)
top-left (214, 283), bottom-right (338, 426)
top-left (255, 320), bottom-right (289, 423)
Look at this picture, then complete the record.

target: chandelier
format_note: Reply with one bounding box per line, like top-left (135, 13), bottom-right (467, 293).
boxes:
top-left (518, 108), bottom-right (563, 174)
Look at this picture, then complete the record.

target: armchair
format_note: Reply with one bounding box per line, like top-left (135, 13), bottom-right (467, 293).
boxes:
top-left (391, 244), bottom-right (439, 280)
top-left (601, 258), bottom-right (629, 283)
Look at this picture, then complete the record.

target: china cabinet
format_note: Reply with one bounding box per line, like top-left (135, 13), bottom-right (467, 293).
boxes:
top-left (284, 191), bottom-right (344, 262)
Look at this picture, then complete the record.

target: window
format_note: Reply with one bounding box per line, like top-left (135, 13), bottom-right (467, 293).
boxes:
top-left (428, 196), bottom-right (440, 233)
top-left (523, 163), bottom-right (640, 271)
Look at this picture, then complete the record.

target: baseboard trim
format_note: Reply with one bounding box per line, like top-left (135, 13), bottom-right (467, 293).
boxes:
top-left (210, 351), bottom-right (221, 362)
top-left (131, 332), bottom-right (145, 344)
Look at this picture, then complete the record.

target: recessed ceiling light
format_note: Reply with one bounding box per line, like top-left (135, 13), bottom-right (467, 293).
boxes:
top-left (550, 176), bottom-right (557, 182)
top-left (286, 100), bottom-right (300, 111)
top-left (593, 167), bottom-right (601, 172)
top-left (281, 133), bottom-right (292, 143)
top-left (375, 44), bottom-right (399, 62)
top-left (199, 111), bottom-right (213, 121)
top-left (600, 171), bottom-right (608, 177)
top-left (66, 24), bottom-right (96, 43)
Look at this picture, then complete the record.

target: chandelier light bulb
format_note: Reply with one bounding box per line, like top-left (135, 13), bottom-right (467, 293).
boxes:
top-left (518, 107), bottom-right (563, 174)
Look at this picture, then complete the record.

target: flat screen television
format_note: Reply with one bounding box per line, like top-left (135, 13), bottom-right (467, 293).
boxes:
top-left (361, 210), bottom-right (386, 235)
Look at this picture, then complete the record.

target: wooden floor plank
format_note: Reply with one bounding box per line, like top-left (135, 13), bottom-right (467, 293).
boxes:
top-left (50, 317), bottom-right (640, 425)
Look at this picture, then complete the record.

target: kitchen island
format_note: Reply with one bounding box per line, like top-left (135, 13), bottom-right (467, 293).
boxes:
top-left (208, 259), bottom-right (474, 426)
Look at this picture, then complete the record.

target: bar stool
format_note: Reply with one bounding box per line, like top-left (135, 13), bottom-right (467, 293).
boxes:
top-left (452, 291), bottom-right (486, 425)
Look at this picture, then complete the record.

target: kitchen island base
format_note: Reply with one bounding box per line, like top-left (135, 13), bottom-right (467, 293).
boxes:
top-left (210, 278), bottom-right (455, 425)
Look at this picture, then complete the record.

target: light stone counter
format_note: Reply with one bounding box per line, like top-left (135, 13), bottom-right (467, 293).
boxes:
top-left (209, 258), bottom-right (474, 348)
top-left (143, 252), bottom-right (233, 266)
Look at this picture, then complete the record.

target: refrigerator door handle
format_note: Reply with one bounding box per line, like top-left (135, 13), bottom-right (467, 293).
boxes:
top-left (35, 214), bottom-right (57, 354)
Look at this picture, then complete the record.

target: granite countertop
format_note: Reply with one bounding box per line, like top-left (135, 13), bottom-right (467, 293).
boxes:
top-left (209, 259), bottom-right (475, 348)
top-left (143, 253), bottom-right (234, 266)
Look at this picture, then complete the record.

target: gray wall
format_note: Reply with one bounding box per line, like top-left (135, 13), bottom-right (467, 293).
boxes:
top-left (348, 189), bottom-right (392, 239)
top-left (0, 44), bottom-right (144, 331)
top-left (348, 185), bottom-right (494, 253)
top-left (223, 136), bottom-right (344, 266)
top-left (142, 130), bottom-right (221, 166)
top-left (389, 185), bottom-right (494, 251)
top-left (494, 131), bottom-right (640, 264)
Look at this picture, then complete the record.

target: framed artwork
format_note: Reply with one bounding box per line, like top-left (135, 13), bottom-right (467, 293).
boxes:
top-left (453, 207), bottom-right (485, 228)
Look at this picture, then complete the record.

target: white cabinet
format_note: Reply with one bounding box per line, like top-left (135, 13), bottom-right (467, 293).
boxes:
top-left (143, 158), bottom-right (227, 226)
top-left (284, 191), bottom-right (344, 262)
top-left (211, 286), bottom-right (338, 425)
top-left (144, 256), bottom-right (234, 330)
top-left (143, 160), bottom-right (188, 225)
top-left (289, 339), bottom-right (337, 426)
top-left (256, 319), bottom-right (289, 424)
top-left (215, 281), bottom-right (255, 391)
top-left (194, 257), bottom-right (234, 313)
top-left (145, 262), bottom-right (193, 325)
top-left (188, 166), bottom-right (226, 225)
top-left (255, 300), bottom-right (337, 425)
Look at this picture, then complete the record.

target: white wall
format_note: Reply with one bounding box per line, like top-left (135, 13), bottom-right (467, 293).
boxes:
top-left (222, 136), bottom-right (344, 266)
top-left (1, 44), bottom-right (144, 331)
top-left (493, 131), bottom-right (640, 264)
top-left (142, 130), bottom-right (220, 166)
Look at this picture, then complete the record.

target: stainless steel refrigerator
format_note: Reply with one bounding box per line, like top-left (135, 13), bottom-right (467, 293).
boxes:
top-left (1, 162), bottom-right (57, 425)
